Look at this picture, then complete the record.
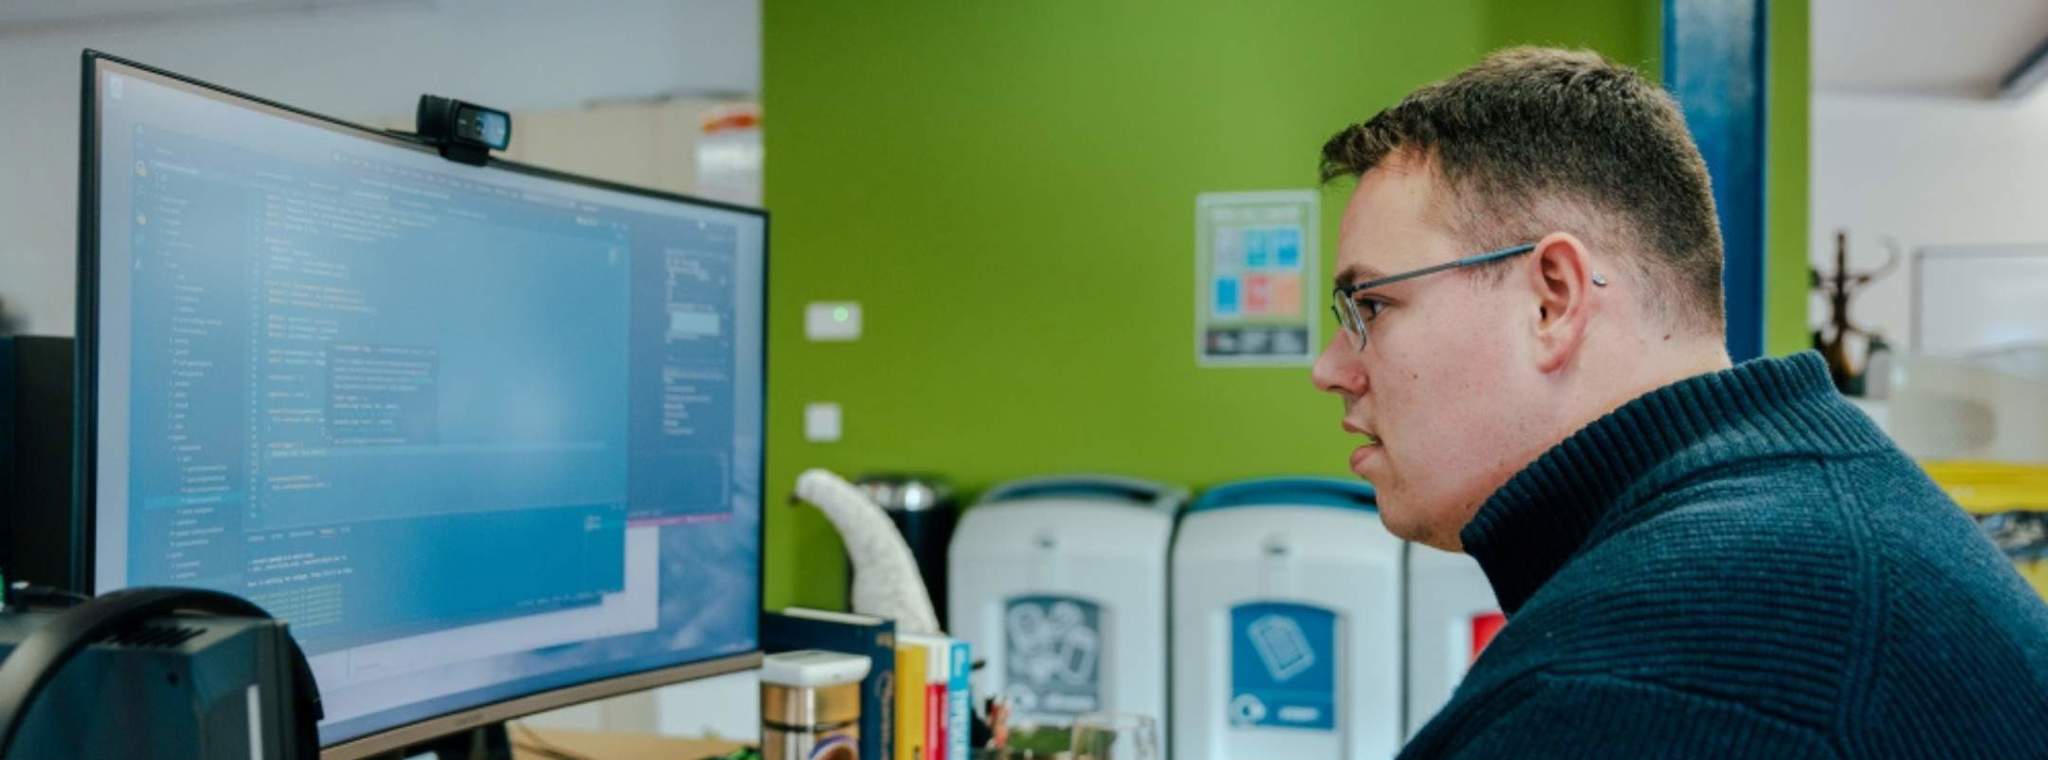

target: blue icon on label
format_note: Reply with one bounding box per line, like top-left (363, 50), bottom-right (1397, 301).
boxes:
top-left (1214, 277), bottom-right (1241, 317)
top-left (1249, 614), bottom-right (1316, 680)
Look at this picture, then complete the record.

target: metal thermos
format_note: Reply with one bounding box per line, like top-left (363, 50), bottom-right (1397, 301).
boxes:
top-left (762, 650), bottom-right (870, 760)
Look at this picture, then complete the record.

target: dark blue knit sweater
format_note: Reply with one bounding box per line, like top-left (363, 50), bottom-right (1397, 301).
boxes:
top-left (1401, 352), bottom-right (2048, 758)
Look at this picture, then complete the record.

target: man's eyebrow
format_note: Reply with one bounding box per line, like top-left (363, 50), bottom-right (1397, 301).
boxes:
top-left (1334, 263), bottom-right (1387, 289)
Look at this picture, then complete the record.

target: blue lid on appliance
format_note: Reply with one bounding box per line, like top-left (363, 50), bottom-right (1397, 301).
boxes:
top-left (979, 475), bottom-right (1186, 513)
top-left (1188, 477), bottom-right (1377, 514)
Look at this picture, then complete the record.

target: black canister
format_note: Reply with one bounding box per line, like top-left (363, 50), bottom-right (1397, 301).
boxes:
top-left (853, 474), bottom-right (957, 623)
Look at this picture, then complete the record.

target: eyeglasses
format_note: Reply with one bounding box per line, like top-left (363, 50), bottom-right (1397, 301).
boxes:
top-left (1329, 243), bottom-right (1536, 350)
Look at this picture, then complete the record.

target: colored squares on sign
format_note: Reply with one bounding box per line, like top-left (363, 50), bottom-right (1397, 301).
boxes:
top-left (1244, 275), bottom-right (1272, 315)
top-left (1233, 226), bottom-right (1303, 270)
top-left (1245, 228), bottom-right (1270, 268)
top-left (1214, 277), bottom-right (1242, 318)
top-left (1273, 228), bottom-right (1301, 268)
top-left (1216, 227), bottom-right (1244, 269)
top-left (1270, 274), bottom-right (1301, 315)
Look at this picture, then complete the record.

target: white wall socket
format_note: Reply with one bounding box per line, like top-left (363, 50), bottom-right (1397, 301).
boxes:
top-left (804, 402), bottom-right (842, 442)
top-left (805, 302), bottom-right (862, 341)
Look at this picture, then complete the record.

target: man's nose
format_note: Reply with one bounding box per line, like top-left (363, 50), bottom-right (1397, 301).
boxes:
top-left (1311, 331), bottom-right (1365, 396)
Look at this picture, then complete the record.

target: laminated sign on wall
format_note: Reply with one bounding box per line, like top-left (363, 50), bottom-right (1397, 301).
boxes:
top-left (1197, 190), bottom-right (1319, 366)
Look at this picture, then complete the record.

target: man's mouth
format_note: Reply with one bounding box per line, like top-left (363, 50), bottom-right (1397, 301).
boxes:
top-left (1349, 432), bottom-right (1384, 473)
top-left (1344, 419), bottom-right (1382, 447)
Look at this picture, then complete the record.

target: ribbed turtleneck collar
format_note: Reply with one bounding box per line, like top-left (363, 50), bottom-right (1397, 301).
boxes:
top-left (1459, 351), bottom-right (1895, 614)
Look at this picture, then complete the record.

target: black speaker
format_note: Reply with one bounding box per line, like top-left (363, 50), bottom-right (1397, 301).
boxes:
top-left (0, 336), bottom-right (81, 593)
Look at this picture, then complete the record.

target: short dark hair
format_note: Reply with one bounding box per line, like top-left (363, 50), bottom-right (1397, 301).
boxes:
top-left (1320, 46), bottom-right (1724, 333)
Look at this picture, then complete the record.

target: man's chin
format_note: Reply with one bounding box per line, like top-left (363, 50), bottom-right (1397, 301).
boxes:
top-left (1376, 497), bottom-right (1465, 552)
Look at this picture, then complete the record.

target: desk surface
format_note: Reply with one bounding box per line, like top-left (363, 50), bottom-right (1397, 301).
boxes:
top-left (511, 725), bottom-right (747, 760)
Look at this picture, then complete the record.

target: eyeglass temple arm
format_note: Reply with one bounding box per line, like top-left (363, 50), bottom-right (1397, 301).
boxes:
top-left (1336, 243), bottom-right (1537, 295)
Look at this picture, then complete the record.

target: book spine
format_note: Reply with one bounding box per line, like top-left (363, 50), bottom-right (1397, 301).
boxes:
top-left (895, 644), bottom-right (925, 760)
top-left (946, 640), bottom-right (971, 760)
top-left (871, 667), bottom-right (894, 760)
top-left (926, 679), bottom-right (945, 760)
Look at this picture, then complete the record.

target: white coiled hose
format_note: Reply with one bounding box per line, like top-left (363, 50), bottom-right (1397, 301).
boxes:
top-left (793, 468), bottom-right (943, 635)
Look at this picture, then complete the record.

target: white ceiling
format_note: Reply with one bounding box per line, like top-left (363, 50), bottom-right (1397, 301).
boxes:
top-left (1815, 0), bottom-right (2048, 98)
top-left (21, 0), bottom-right (2044, 99)
top-left (0, 0), bottom-right (408, 32)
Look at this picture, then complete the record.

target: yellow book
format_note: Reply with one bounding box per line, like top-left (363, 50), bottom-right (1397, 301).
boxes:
top-left (895, 641), bottom-right (927, 760)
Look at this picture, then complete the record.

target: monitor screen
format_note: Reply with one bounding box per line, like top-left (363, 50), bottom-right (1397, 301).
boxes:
top-left (80, 53), bottom-right (763, 752)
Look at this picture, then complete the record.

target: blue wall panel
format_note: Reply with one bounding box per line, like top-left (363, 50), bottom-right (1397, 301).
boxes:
top-left (1666, 0), bottom-right (1768, 361)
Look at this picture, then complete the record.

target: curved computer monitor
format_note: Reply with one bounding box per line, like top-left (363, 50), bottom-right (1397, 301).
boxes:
top-left (77, 51), bottom-right (764, 757)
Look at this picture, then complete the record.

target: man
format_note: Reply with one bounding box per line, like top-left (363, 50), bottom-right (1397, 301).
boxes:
top-left (1313, 47), bottom-right (2048, 757)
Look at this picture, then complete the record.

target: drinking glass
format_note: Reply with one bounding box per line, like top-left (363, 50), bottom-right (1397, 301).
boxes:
top-left (1068, 712), bottom-right (1159, 760)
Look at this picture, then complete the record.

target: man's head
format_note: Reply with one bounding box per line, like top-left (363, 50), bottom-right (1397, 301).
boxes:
top-left (1311, 47), bottom-right (1732, 550)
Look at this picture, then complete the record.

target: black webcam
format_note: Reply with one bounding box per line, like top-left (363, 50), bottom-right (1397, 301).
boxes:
top-left (416, 95), bottom-right (510, 166)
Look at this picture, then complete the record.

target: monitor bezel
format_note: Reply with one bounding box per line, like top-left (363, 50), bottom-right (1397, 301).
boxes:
top-left (76, 49), bottom-right (769, 759)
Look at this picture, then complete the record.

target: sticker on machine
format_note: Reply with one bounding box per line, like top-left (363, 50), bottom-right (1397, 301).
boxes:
top-left (1003, 595), bottom-right (1104, 721)
top-left (1228, 602), bottom-right (1337, 732)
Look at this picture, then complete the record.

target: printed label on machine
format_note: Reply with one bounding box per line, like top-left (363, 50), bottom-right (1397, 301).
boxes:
top-left (1228, 602), bottom-right (1337, 732)
top-left (1002, 595), bottom-right (1104, 720)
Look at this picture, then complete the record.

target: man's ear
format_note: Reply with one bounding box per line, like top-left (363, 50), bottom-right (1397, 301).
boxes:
top-left (1525, 231), bottom-right (1597, 373)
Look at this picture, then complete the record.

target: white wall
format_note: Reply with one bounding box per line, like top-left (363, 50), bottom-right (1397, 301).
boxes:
top-left (1809, 90), bottom-right (2048, 352)
top-left (0, 0), bottom-right (758, 335)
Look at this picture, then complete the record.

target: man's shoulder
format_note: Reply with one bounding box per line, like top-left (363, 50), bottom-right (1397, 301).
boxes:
top-left (1482, 459), bottom-right (1873, 721)
top-left (1579, 453), bottom-right (1868, 594)
top-left (1549, 445), bottom-right (1981, 626)
top-left (1496, 445), bottom-right (2048, 731)
top-left (1527, 479), bottom-right (1869, 640)
top-left (1609, 444), bottom-right (2028, 624)
top-left (1439, 386), bottom-right (2048, 753)
top-left (1599, 442), bottom-right (1971, 580)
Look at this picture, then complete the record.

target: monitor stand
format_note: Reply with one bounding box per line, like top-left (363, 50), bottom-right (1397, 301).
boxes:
top-left (399, 723), bottom-right (512, 760)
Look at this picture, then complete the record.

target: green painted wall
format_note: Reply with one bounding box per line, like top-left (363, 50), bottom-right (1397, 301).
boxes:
top-left (761, 0), bottom-right (1795, 610)
top-left (1766, 0), bottom-right (1812, 355)
top-left (1481, 0), bottom-right (1662, 74)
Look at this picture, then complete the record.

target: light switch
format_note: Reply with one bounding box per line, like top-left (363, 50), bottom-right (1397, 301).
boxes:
top-left (805, 302), bottom-right (862, 341)
top-left (804, 402), bottom-right (842, 442)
